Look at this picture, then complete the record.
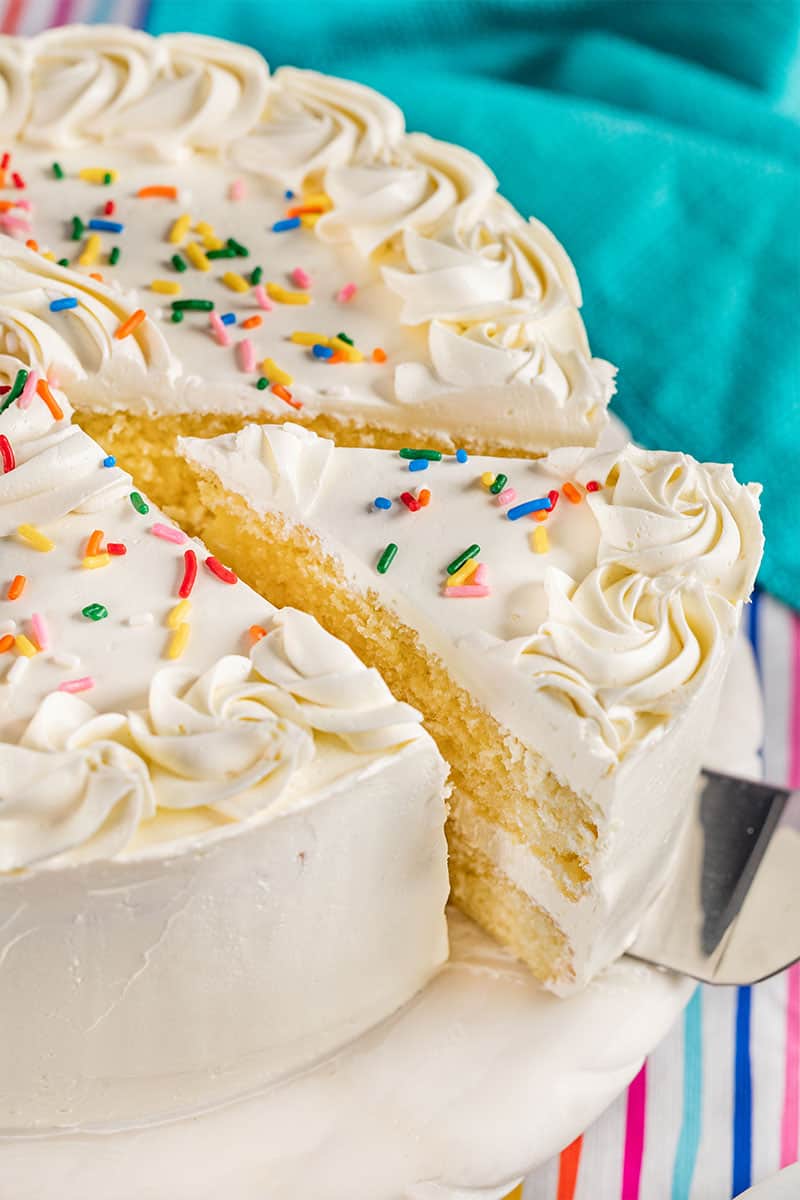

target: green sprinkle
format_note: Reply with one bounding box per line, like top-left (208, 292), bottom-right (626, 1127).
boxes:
top-left (227, 237), bottom-right (249, 257)
top-left (336, 331), bottom-right (354, 346)
top-left (52, 162), bottom-right (64, 180)
top-left (489, 473), bottom-right (508, 495)
top-left (109, 246), bottom-right (120, 266)
top-left (377, 543), bottom-right (398, 574)
top-left (171, 310), bottom-right (184, 323)
top-left (57, 258), bottom-right (70, 268)
top-left (129, 491), bottom-right (149, 515)
top-left (103, 172), bottom-right (113, 185)
top-left (206, 247), bottom-right (237, 260)
top-left (71, 216), bottom-right (84, 241)
top-left (171, 253), bottom-right (187, 273)
top-left (82, 603), bottom-right (108, 622)
top-left (0, 368), bottom-right (28, 413)
top-left (446, 544), bottom-right (480, 576)
top-left (172, 299), bottom-right (214, 311)
top-left (256, 376), bottom-right (269, 390)
top-left (250, 266), bottom-right (263, 285)
top-left (399, 448), bottom-right (443, 462)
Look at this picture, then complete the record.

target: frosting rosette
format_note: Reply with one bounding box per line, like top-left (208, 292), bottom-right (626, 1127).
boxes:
top-left (587, 445), bottom-right (763, 601)
top-left (127, 656), bottom-right (314, 818)
top-left (250, 608), bottom-right (424, 752)
top-left (0, 694), bottom-right (154, 871)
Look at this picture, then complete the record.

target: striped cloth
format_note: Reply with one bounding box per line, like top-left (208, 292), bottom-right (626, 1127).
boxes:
top-left (1, 3), bottom-right (798, 1197)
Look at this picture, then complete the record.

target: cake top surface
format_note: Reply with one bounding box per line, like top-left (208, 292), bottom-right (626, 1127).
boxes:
top-left (0, 393), bottom-right (432, 875)
top-left (0, 25), bottom-right (614, 451)
top-left (180, 422), bottom-right (763, 786)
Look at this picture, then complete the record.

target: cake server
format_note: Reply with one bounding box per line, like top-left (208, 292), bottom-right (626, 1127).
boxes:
top-left (628, 768), bottom-right (800, 984)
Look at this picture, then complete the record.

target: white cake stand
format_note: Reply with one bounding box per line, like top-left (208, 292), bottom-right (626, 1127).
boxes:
top-left (0, 630), bottom-right (762, 1200)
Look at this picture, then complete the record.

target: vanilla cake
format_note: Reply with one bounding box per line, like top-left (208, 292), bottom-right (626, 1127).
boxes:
top-left (0, 393), bottom-right (449, 1131)
top-left (179, 423), bottom-right (764, 992)
top-left (0, 25), bottom-right (615, 524)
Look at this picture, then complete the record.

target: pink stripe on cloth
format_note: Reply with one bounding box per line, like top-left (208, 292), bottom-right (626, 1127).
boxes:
top-left (621, 1063), bottom-right (647, 1200)
top-left (1, 0), bottom-right (25, 34)
top-left (50, 0), bottom-right (74, 26)
top-left (780, 613), bottom-right (800, 1167)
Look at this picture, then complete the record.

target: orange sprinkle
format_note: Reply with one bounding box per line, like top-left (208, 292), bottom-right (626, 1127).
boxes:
top-left (271, 382), bottom-right (302, 410)
top-left (240, 315), bottom-right (262, 330)
top-left (85, 529), bottom-right (104, 558)
top-left (372, 347), bottom-right (387, 363)
top-left (114, 308), bottom-right (147, 340)
top-left (417, 489), bottom-right (431, 507)
top-left (0, 200), bottom-right (18, 212)
top-left (7, 574), bottom-right (25, 600)
top-left (0, 170), bottom-right (6, 189)
top-left (531, 508), bottom-right (549, 523)
top-left (25, 238), bottom-right (38, 252)
top-left (36, 377), bottom-right (63, 421)
top-left (0, 634), bottom-right (14, 654)
top-left (89, 272), bottom-right (104, 282)
top-left (562, 481), bottom-right (583, 504)
top-left (286, 204), bottom-right (326, 218)
top-left (248, 624), bottom-right (267, 645)
top-left (137, 185), bottom-right (178, 200)
top-left (328, 350), bottom-right (346, 364)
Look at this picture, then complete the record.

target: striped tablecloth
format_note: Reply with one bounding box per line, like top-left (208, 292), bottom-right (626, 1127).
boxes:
top-left (2, 3), bottom-right (798, 1197)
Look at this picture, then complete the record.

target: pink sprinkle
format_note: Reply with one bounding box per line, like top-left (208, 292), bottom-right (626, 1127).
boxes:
top-left (253, 284), bottom-right (273, 311)
top-left (14, 199), bottom-right (32, 211)
top-left (443, 585), bottom-right (491, 598)
top-left (58, 676), bottom-right (95, 695)
top-left (336, 282), bottom-right (357, 303)
top-left (291, 267), bottom-right (311, 289)
top-left (229, 178), bottom-right (246, 202)
top-left (471, 563), bottom-right (489, 586)
top-left (495, 487), bottom-right (517, 507)
top-left (209, 312), bottom-right (231, 347)
top-left (16, 369), bottom-right (39, 410)
top-left (151, 522), bottom-right (187, 545)
top-left (30, 612), bottom-right (49, 651)
top-left (0, 213), bottom-right (31, 235)
top-left (237, 338), bottom-right (256, 373)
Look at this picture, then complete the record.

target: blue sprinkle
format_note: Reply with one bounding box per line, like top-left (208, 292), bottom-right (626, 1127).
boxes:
top-left (507, 497), bottom-right (552, 520)
top-left (220, 312), bottom-right (237, 325)
top-left (284, 189), bottom-right (295, 200)
top-left (312, 343), bottom-right (334, 359)
top-left (102, 455), bottom-right (116, 468)
top-left (49, 297), bottom-right (78, 312)
top-left (272, 217), bottom-right (301, 233)
top-left (374, 497), bottom-right (392, 510)
top-left (409, 458), bottom-right (429, 472)
top-left (456, 448), bottom-right (468, 463)
top-left (88, 219), bottom-right (124, 234)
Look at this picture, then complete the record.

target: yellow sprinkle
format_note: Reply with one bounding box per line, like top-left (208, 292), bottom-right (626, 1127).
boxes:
top-left (300, 213), bottom-right (321, 228)
top-left (79, 167), bottom-right (118, 184)
top-left (42, 251), bottom-right (56, 262)
top-left (301, 192), bottom-right (333, 210)
top-left (447, 559), bottom-right (480, 587)
top-left (290, 331), bottom-right (331, 347)
top-left (266, 282), bottom-right (311, 306)
top-left (531, 527), bottom-right (549, 554)
top-left (261, 358), bottom-right (293, 386)
top-left (17, 524), bottom-right (54, 552)
top-left (83, 553), bottom-right (112, 570)
top-left (194, 221), bottom-right (215, 236)
top-left (167, 622), bottom-right (191, 660)
top-left (77, 234), bottom-right (102, 267)
top-left (185, 242), bottom-right (211, 271)
top-left (167, 599), bottom-right (191, 630)
top-left (330, 337), bottom-right (363, 362)
top-left (151, 279), bottom-right (182, 295)
top-left (168, 214), bottom-right (193, 244)
top-left (480, 471), bottom-right (495, 488)
top-left (202, 233), bottom-right (224, 250)
top-left (221, 271), bottom-right (250, 293)
top-left (15, 634), bottom-right (37, 658)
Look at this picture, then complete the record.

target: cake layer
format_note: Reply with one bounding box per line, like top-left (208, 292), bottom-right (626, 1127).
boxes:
top-left (0, 393), bottom-right (449, 1128)
top-left (179, 422), bottom-right (763, 989)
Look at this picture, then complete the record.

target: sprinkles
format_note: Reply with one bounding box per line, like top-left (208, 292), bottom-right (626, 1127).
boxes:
top-left (58, 677), bottom-right (95, 694)
top-left (272, 217), bottom-right (301, 232)
top-left (167, 623), bottom-right (191, 660)
top-left (237, 338), bottom-right (256, 373)
top-left (205, 556), bottom-right (238, 585)
top-left (6, 575), bottom-right (25, 600)
top-left (506, 497), bottom-right (551, 521)
top-left (373, 497), bottom-right (392, 510)
top-left (1, 368), bottom-right (28, 412)
top-left (562, 482), bottom-right (583, 504)
top-left (17, 524), bottom-right (54, 552)
top-left (336, 282), bottom-right (357, 303)
top-left (129, 491), bottom-right (150, 515)
top-left (49, 297), bottom-right (78, 312)
top-left (88, 219), bottom-right (123, 234)
top-left (151, 522), bottom-right (187, 545)
top-left (35, 377), bottom-right (61, 419)
top-left (531, 527), bottom-right (549, 554)
top-left (446, 544), bottom-right (480, 575)
top-left (399, 448), bottom-right (442, 462)
top-left (114, 309), bottom-right (147, 340)
top-left (15, 634), bottom-right (37, 657)
top-left (443, 584), bottom-right (491, 599)
top-left (30, 613), bottom-right (49, 652)
top-left (81, 603), bottom-right (108, 622)
top-left (266, 282), bottom-right (310, 306)
top-left (376, 543), bottom-right (398, 574)
top-left (0, 434), bottom-right (15, 473)
top-left (178, 549), bottom-right (198, 598)
top-left (138, 185), bottom-right (178, 200)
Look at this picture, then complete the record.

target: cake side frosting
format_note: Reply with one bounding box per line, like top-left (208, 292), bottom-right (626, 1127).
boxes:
top-left (0, 26), bottom-right (615, 451)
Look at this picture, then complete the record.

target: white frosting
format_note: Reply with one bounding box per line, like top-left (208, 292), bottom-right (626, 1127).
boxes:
top-left (180, 422), bottom-right (762, 987)
top-left (0, 26), bottom-right (615, 452)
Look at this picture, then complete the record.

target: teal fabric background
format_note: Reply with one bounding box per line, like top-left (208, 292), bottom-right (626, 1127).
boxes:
top-left (148, 0), bottom-right (800, 608)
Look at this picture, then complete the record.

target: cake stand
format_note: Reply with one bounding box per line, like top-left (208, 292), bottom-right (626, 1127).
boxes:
top-left (0, 628), bottom-right (761, 1200)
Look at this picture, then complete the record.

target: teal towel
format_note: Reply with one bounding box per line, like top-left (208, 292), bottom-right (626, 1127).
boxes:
top-left (148, 0), bottom-right (800, 608)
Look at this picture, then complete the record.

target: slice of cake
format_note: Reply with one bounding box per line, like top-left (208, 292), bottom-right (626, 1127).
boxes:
top-left (0, 25), bottom-right (615, 524)
top-left (179, 422), bottom-right (764, 993)
top-left (0, 391), bottom-right (449, 1131)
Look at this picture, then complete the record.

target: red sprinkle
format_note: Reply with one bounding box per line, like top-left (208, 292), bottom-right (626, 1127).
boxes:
top-left (0, 153), bottom-right (9, 170)
top-left (0, 434), bottom-right (15, 473)
top-left (178, 548), bottom-right (198, 598)
top-left (107, 542), bottom-right (127, 556)
top-left (205, 555), bottom-right (238, 585)
top-left (400, 491), bottom-right (421, 512)
top-left (104, 199), bottom-right (116, 216)
top-left (586, 479), bottom-right (601, 492)
top-left (11, 172), bottom-right (25, 189)
top-left (547, 489), bottom-right (560, 510)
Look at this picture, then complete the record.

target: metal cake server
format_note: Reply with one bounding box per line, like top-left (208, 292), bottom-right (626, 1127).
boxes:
top-left (629, 769), bottom-right (800, 984)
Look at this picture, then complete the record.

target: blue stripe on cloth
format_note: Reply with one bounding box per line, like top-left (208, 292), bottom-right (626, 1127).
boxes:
top-left (671, 987), bottom-right (703, 1200)
top-left (733, 986), bottom-right (753, 1196)
top-left (89, 0), bottom-right (117, 22)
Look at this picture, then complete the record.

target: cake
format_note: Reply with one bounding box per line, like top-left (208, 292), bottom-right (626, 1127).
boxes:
top-left (0, 392), bottom-right (449, 1131)
top-left (0, 25), bottom-right (615, 525)
top-left (178, 422), bottom-right (763, 991)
